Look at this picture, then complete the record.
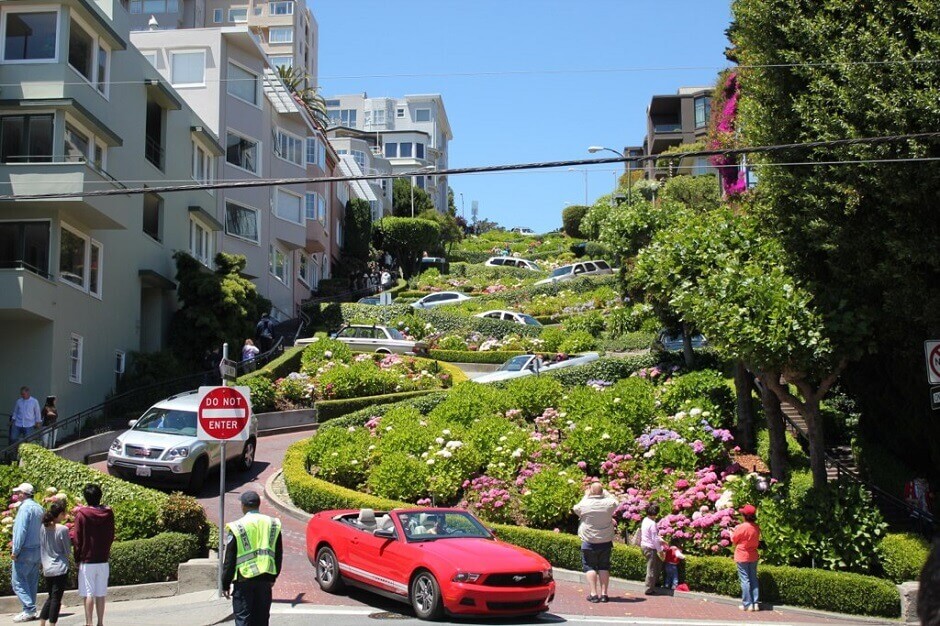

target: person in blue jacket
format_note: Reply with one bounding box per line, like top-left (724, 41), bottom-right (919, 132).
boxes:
top-left (11, 483), bottom-right (43, 623)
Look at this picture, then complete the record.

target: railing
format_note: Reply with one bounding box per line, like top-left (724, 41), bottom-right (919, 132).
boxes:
top-left (145, 136), bottom-right (164, 170)
top-left (652, 123), bottom-right (682, 133)
top-left (0, 260), bottom-right (54, 280)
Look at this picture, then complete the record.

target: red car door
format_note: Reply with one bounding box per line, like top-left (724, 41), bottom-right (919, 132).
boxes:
top-left (346, 520), bottom-right (412, 598)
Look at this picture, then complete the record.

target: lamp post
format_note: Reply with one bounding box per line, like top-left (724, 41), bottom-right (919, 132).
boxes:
top-left (588, 145), bottom-right (632, 203)
top-left (411, 165), bottom-right (437, 217)
top-left (568, 167), bottom-right (589, 206)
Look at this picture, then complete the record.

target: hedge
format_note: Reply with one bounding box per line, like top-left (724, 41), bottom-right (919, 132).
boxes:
top-left (281, 446), bottom-right (901, 618)
top-left (318, 392), bottom-right (452, 432)
top-left (236, 346), bottom-right (305, 384)
top-left (879, 532), bottom-right (931, 583)
top-left (316, 390), bottom-right (442, 423)
top-left (427, 349), bottom-right (553, 364)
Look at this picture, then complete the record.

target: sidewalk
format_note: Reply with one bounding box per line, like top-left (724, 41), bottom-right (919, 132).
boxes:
top-left (45, 590), bottom-right (232, 626)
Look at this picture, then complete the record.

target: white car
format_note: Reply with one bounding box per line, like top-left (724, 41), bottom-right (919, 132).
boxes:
top-left (107, 390), bottom-right (258, 494)
top-left (474, 310), bottom-right (543, 327)
top-left (296, 325), bottom-right (425, 355)
top-left (535, 260), bottom-right (613, 285)
top-left (474, 352), bottom-right (601, 383)
top-left (484, 256), bottom-right (541, 271)
top-left (510, 227), bottom-right (537, 236)
top-left (410, 291), bottom-right (472, 309)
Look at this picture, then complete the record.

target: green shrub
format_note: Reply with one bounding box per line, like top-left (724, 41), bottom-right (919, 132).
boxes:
top-left (428, 382), bottom-right (512, 426)
top-left (559, 414), bottom-right (633, 472)
top-left (519, 466), bottom-right (583, 528)
top-left (300, 338), bottom-right (352, 372)
top-left (307, 427), bottom-right (372, 488)
top-left (428, 349), bottom-right (531, 364)
top-left (606, 377), bottom-right (657, 432)
top-left (539, 326), bottom-right (566, 352)
top-left (562, 204), bottom-right (589, 238)
top-left (0, 465), bottom-right (27, 498)
top-left (879, 532), bottom-right (930, 583)
top-left (376, 407), bottom-right (437, 458)
top-left (113, 499), bottom-right (162, 541)
top-left (436, 335), bottom-right (468, 351)
top-left (236, 346), bottom-right (304, 384)
top-left (367, 452), bottom-right (429, 502)
top-left (160, 492), bottom-right (209, 544)
top-left (274, 373), bottom-right (313, 408)
top-left (558, 330), bottom-right (598, 353)
top-left (108, 532), bottom-right (203, 586)
top-left (584, 241), bottom-right (610, 259)
top-left (598, 332), bottom-right (656, 352)
top-left (659, 369), bottom-right (734, 418)
top-left (315, 390), bottom-right (441, 423)
top-left (243, 375), bottom-right (275, 413)
top-left (756, 428), bottom-right (809, 470)
top-left (564, 311), bottom-right (605, 336)
top-left (503, 376), bottom-right (564, 419)
top-left (318, 362), bottom-right (401, 399)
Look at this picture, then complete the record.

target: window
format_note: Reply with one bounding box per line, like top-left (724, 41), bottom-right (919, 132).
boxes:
top-left (141, 50), bottom-right (157, 67)
top-left (192, 142), bottom-right (213, 184)
top-left (69, 334), bottom-right (83, 384)
top-left (189, 217), bottom-right (213, 266)
top-left (143, 0), bottom-right (178, 11)
top-left (335, 219), bottom-right (343, 247)
top-left (213, 8), bottom-right (223, 22)
top-left (89, 240), bottom-right (101, 296)
top-left (270, 55), bottom-right (292, 69)
top-left (384, 143), bottom-right (397, 158)
top-left (275, 189), bottom-right (302, 224)
top-left (227, 62), bottom-right (258, 105)
top-left (3, 11), bottom-right (57, 62)
top-left (229, 8), bottom-right (248, 22)
top-left (270, 1), bottom-right (294, 15)
top-left (170, 50), bottom-right (205, 87)
top-left (305, 192), bottom-right (325, 222)
top-left (59, 223), bottom-right (102, 297)
top-left (226, 132), bottom-right (259, 173)
top-left (298, 254), bottom-right (308, 284)
top-left (416, 175), bottom-right (425, 190)
top-left (68, 19), bottom-right (94, 81)
top-left (328, 109), bottom-right (357, 128)
top-left (269, 244), bottom-right (290, 283)
top-left (130, 1), bottom-right (142, 14)
top-left (306, 137), bottom-right (326, 168)
top-left (145, 99), bottom-right (164, 169)
top-left (273, 129), bottom-right (303, 165)
top-left (96, 45), bottom-right (108, 93)
top-left (143, 193), bottom-right (162, 242)
top-left (269, 27), bottom-right (293, 44)
top-left (225, 202), bottom-right (259, 242)
top-left (65, 124), bottom-right (90, 162)
top-left (0, 221), bottom-right (50, 276)
top-left (415, 143), bottom-right (425, 160)
top-left (396, 108), bottom-right (405, 118)
top-left (337, 182), bottom-right (348, 205)
top-left (399, 143), bottom-right (412, 158)
top-left (0, 115), bottom-right (53, 163)
top-left (694, 96), bottom-right (711, 129)
top-left (415, 108), bottom-right (431, 122)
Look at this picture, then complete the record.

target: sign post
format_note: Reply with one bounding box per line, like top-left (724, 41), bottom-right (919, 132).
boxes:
top-left (197, 374), bottom-right (250, 599)
top-left (925, 340), bottom-right (940, 385)
top-left (931, 386), bottom-right (940, 412)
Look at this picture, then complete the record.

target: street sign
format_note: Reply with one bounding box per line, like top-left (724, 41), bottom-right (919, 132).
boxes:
top-left (925, 341), bottom-right (940, 384)
top-left (219, 358), bottom-right (237, 380)
top-left (196, 386), bottom-right (251, 441)
top-left (931, 386), bottom-right (940, 411)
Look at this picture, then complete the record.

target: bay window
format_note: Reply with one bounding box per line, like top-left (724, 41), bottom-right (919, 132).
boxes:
top-left (68, 17), bottom-right (109, 95)
top-left (59, 223), bottom-right (102, 297)
top-left (3, 10), bottom-right (57, 62)
top-left (0, 221), bottom-right (50, 276)
top-left (275, 188), bottom-right (303, 224)
top-left (0, 115), bottom-right (53, 163)
top-left (226, 131), bottom-right (259, 173)
top-left (225, 202), bottom-right (259, 242)
top-left (227, 62), bottom-right (259, 105)
top-left (274, 129), bottom-right (303, 165)
top-left (269, 244), bottom-right (290, 283)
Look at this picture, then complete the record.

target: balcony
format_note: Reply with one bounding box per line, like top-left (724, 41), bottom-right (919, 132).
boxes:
top-left (0, 265), bottom-right (57, 321)
top-left (145, 136), bottom-right (164, 170)
top-left (652, 123), bottom-right (682, 133)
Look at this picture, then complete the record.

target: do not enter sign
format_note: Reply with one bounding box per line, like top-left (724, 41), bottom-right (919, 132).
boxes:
top-left (197, 386), bottom-right (252, 441)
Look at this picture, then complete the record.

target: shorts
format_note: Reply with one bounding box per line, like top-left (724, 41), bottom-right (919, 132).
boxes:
top-left (581, 542), bottom-right (613, 572)
top-left (78, 562), bottom-right (110, 597)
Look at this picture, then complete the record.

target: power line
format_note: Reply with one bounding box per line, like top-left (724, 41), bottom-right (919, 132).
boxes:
top-left (2, 132), bottom-right (938, 202)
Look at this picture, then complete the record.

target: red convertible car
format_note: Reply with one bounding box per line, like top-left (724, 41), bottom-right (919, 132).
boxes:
top-left (305, 508), bottom-right (555, 619)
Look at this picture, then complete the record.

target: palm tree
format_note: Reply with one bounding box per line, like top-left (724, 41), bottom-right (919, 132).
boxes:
top-left (276, 65), bottom-right (330, 128)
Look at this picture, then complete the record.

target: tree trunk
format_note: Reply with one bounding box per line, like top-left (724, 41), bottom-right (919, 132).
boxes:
top-left (734, 361), bottom-right (756, 452)
top-left (758, 378), bottom-right (789, 481)
top-left (681, 323), bottom-right (694, 368)
top-left (803, 396), bottom-right (828, 489)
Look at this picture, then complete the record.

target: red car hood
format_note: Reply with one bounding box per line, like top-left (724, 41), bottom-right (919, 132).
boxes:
top-left (416, 538), bottom-right (549, 572)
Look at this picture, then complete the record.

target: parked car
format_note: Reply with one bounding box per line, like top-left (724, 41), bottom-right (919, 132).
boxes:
top-left (484, 256), bottom-right (541, 271)
top-left (357, 296), bottom-right (381, 305)
top-left (534, 260), bottom-right (613, 286)
top-left (473, 352), bottom-right (600, 384)
top-left (474, 310), bottom-right (542, 327)
top-left (296, 325), bottom-right (425, 355)
top-left (410, 291), bottom-right (472, 309)
top-left (106, 390), bottom-right (257, 494)
top-left (418, 256), bottom-right (448, 274)
top-left (654, 330), bottom-right (708, 352)
top-left (510, 227), bottom-right (537, 236)
top-left (306, 507), bottom-right (554, 619)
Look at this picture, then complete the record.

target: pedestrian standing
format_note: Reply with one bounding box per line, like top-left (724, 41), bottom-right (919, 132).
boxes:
top-left (71, 484), bottom-right (115, 626)
top-left (11, 483), bottom-right (43, 623)
top-left (255, 313), bottom-right (274, 353)
top-left (11, 386), bottom-right (41, 443)
top-left (731, 503), bottom-right (761, 612)
top-left (222, 491), bottom-right (283, 626)
top-left (39, 501), bottom-right (70, 626)
top-left (41, 396), bottom-right (57, 449)
top-left (573, 482), bottom-right (619, 603)
top-left (640, 503), bottom-right (663, 595)
top-left (662, 541), bottom-right (685, 589)
top-left (241, 339), bottom-right (260, 373)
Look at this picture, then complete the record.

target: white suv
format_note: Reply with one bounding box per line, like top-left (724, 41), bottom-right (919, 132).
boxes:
top-left (484, 256), bottom-right (541, 271)
top-left (107, 390), bottom-right (258, 494)
top-left (535, 260), bottom-right (613, 285)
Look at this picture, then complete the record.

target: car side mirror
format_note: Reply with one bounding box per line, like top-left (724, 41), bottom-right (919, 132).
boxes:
top-left (128, 419), bottom-right (138, 428)
top-left (374, 528), bottom-right (396, 540)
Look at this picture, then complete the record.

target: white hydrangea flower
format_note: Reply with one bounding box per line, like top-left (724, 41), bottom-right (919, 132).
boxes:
top-left (350, 459), bottom-right (358, 465)
top-left (426, 459), bottom-right (435, 465)
top-left (445, 440), bottom-right (463, 449)
top-left (690, 408), bottom-right (703, 417)
top-left (435, 437), bottom-right (445, 445)
top-left (511, 448), bottom-right (523, 458)
top-left (499, 436), bottom-right (507, 442)
top-left (442, 429), bottom-right (451, 435)
top-left (613, 398), bottom-right (621, 403)
top-left (601, 433), bottom-right (611, 440)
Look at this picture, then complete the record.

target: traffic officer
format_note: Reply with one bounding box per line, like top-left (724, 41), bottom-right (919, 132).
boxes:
top-left (222, 491), bottom-right (283, 626)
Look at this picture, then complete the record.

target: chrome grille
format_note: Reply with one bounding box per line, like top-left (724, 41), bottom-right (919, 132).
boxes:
top-left (124, 445), bottom-right (164, 459)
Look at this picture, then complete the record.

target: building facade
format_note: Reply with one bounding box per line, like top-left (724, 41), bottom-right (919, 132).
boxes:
top-left (324, 93), bottom-right (452, 213)
top-left (642, 87), bottom-right (712, 179)
top-left (0, 0), bottom-right (224, 413)
top-left (327, 131), bottom-right (392, 221)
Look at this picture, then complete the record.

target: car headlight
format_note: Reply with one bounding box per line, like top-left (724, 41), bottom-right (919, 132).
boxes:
top-left (109, 439), bottom-right (122, 453)
top-left (164, 446), bottom-right (190, 461)
top-left (452, 572), bottom-right (481, 583)
top-left (542, 568), bottom-right (553, 582)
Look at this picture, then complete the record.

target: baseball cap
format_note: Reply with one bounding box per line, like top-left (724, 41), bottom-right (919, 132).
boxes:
top-left (12, 483), bottom-right (34, 495)
top-left (739, 504), bottom-right (757, 516)
top-left (239, 491), bottom-right (261, 507)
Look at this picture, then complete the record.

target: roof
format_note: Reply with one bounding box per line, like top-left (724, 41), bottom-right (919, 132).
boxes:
top-left (338, 156), bottom-right (378, 202)
top-left (262, 68), bottom-right (301, 115)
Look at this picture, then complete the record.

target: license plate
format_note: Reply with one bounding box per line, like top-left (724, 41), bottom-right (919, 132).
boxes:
top-left (135, 465), bottom-right (152, 477)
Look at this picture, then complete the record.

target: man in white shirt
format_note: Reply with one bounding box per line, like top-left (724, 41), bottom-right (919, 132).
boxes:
top-left (573, 482), bottom-right (619, 603)
top-left (640, 503), bottom-right (663, 595)
top-left (11, 387), bottom-right (41, 444)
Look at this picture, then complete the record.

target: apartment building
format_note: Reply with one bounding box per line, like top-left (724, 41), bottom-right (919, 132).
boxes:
top-left (125, 0), bottom-right (317, 86)
top-left (328, 130), bottom-right (393, 221)
top-left (642, 87), bottom-right (712, 179)
top-left (131, 26), bottom-right (334, 319)
top-left (324, 93), bottom-right (452, 213)
top-left (0, 0), bottom-right (224, 412)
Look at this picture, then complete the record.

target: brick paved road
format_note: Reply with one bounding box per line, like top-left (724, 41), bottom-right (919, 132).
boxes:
top-left (93, 431), bottom-right (881, 624)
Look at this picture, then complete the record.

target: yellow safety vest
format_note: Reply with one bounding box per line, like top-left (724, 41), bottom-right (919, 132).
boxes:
top-left (227, 514), bottom-right (281, 580)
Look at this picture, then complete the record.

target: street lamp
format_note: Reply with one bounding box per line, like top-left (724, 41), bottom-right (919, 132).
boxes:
top-left (568, 167), bottom-right (588, 206)
top-left (411, 165), bottom-right (436, 217)
top-left (588, 145), bottom-right (633, 203)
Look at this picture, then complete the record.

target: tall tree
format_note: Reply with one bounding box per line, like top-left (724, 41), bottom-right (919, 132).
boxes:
top-left (392, 178), bottom-right (434, 217)
top-left (372, 217), bottom-right (440, 277)
top-left (417, 209), bottom-right (463, 256)
top-left (343, 199), bottom-right (372, 261)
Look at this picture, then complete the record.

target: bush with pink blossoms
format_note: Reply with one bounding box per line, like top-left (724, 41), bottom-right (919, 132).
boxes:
top-left (459, 475), bottom-right (518, 524)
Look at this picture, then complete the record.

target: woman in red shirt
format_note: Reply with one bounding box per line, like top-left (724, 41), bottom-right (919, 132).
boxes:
top-left (731, 504), bottom-right (761, 611)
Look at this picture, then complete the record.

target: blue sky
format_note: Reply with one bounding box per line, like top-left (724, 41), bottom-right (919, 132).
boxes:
top-left (312, 0), bottom-right (733, 233)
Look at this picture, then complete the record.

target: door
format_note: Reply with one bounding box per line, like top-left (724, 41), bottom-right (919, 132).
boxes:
top-left (336, 327), bottom-right (365, 351)
top-left (346, 523), bottom-right (411, 597)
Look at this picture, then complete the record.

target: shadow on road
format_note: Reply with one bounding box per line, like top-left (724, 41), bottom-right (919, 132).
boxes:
top-left (196, 460), bottom-right (272, 499)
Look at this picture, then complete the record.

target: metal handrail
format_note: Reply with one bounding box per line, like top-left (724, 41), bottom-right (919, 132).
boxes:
top-left (0, 261), bottom-right (53, 280)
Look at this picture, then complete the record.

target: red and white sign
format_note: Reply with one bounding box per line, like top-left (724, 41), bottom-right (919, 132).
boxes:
top-left (926, 341), bottom-right (940, 385)
top-left (197, 386), bottom-right (251, 441)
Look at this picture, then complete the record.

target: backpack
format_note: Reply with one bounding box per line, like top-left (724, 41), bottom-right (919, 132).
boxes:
top-left (256, 319), bottom-right (273, 339)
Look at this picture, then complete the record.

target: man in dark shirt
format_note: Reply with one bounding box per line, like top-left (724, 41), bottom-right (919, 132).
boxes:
top-left (222, 491), bottom-right (283, 626)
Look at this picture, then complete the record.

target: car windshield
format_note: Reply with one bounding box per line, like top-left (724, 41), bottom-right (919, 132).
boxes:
top-left (386, 327), bottom-right (406, 340)
top-left (398, 511), bottom-right (492, 541)
top-left (520, 314), bottom-right (542, 326)
top-left (358, 297), bottom-right (379, 305)
top-left (498, 355), bottom-right (533, 372)
top-left (134, 407), bottom-right (197, 436)
top-left (551, 266), bottom-right (572, 278)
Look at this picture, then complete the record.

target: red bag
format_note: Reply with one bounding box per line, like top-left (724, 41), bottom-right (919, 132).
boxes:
top-left (675, 583), bottom-right (690, 592)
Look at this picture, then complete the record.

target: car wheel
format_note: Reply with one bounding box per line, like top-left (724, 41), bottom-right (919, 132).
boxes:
top-left (376, 348), bottom-right (391, 354)
top-left (186, 456), bottom-right (209, 495)
top-left (236, 438), bottom-right (255, 472)
top-left (410, 570), bottom-right (444, 620)
top-left (315, 546), bottom-right (345, 593)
